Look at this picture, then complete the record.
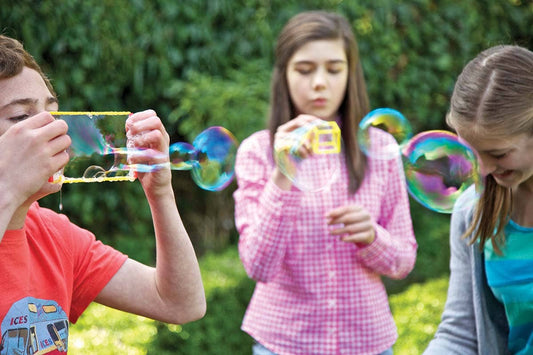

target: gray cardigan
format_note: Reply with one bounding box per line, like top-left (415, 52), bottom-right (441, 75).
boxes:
top-left (423, 187), bottom-right (510, 355)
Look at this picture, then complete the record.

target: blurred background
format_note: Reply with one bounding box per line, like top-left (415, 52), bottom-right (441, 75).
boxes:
top-left (2, 0), bottom-right (531, 353)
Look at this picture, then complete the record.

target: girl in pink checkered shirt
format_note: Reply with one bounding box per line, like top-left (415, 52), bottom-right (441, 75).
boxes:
top-left (233, 11), bottom-right (417, 355)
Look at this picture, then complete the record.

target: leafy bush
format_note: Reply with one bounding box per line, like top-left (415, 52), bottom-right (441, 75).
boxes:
top-left (385, 199), bottom-right (451, 294)
top-left (2, 0), bottom-right (531, 258)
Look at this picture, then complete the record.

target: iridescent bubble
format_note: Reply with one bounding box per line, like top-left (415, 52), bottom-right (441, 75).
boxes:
top-left (358, 108), bottom-right (413, 160)
top-left (65, 115), bottom-right (109, 155)
top-left (189, 126), bottom-right (238, 191)
top-left (401, 130), bottom-right (481, 213)
top-left (55, 112), bottom-right (134, 183)
top-left (170, 142), bottom-right (195, 170)
top-left (275, 120), bottom-right (342, 192)
top-left (83, 166), bottom-right (106, 179)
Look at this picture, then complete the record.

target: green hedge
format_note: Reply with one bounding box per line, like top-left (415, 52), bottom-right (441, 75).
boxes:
top-left (70, 247), bottom-right (449, 354)
top-left (2, 0), bottom-right (531, 257)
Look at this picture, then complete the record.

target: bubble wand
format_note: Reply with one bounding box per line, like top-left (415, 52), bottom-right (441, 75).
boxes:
top-left (50, 111), bottom-right (238, 191)
top-left (274, 120), bottom-right (342, 192)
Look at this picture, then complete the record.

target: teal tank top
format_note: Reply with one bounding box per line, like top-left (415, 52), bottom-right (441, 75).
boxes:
top-left (485, 219), bottom-right (533, 354)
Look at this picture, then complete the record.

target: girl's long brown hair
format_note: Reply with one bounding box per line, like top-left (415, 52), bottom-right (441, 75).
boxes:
top-left (268, 11), bottom-right (370, 193)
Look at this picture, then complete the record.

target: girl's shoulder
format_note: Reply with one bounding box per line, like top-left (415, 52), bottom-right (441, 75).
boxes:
top-left (242, 129), bottom-right (269, 144)
top-left (239, 129), bottom-right (270, 153)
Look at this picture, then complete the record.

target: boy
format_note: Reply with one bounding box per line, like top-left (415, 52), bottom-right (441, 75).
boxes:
top-left (0, 34), bottom-right (205, 354)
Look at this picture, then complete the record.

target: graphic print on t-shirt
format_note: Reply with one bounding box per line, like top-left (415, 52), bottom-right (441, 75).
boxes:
top-left (0, 297), bottom-right (68, 354)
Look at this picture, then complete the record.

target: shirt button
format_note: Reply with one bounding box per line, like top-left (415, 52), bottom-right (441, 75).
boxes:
top-left (327, 299), bottom-right (336, 307)
top-left (328, 271), bottom-right (336, 278)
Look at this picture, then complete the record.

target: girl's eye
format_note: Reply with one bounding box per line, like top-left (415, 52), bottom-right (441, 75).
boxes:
top-left (296, 68), bottom-right (313, 75)
top-left (9, 114), bottom-right (29, 122)
top-left (492, 153), bottom-right (508, 159)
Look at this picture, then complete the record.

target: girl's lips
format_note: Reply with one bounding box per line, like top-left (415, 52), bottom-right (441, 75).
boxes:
top-left (493, 170), bottom-right (513, 180)
top-left (312, 98), bottom-right (327, 107)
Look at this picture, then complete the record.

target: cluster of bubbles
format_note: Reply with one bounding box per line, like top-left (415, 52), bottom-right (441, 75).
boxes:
top-left (52, 112), bottom-right (238, 191)
top-left (359, 108), bottom-right (481, 213)
top-left (53, 109), bottom-right (482, 211)
top-left (275, 108), bottom-right (482, 213)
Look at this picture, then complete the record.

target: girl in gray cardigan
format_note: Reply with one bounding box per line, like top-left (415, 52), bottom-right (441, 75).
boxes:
top-left (424, 187), bottom-right (509, 354)
top-left (424, 45), bottom-right (533, 354)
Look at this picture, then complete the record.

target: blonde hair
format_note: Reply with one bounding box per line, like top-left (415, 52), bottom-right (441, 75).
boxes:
top-left (446, 45), bottom-right (533, 253)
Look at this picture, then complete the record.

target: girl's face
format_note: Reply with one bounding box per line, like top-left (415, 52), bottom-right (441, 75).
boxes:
top-left (458, 129), bottom-right (533, 190)
top-left (286, 39), bottom-right (348, 121)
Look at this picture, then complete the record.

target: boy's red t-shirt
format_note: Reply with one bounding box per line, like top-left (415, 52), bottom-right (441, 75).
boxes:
top-left (0, 202), bottom-right (127, 354)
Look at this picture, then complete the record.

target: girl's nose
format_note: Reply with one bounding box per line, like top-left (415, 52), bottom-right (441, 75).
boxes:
top-left (312, 69), bottom-right (327, 90)
top-left (478, 155), bottom-right (496, 177)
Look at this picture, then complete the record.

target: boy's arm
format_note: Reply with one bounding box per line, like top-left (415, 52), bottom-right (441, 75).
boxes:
top-left (95, 110), bottom-right (206, 324)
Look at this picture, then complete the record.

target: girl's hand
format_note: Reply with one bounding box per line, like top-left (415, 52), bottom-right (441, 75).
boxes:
top-left (274, 114), bottom-right (319, 159)
top-left (272, 114), bottom-right (320, 189)
top-left (326, 204), bottom-right (376, 245)
top-left (125, 110), bottom-right (171, 198)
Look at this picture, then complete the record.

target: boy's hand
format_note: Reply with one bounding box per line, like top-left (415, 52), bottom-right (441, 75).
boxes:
top-left (0, 112), bottom-right (70, 205)
top-left (125, 110), bottom-right (171, 197)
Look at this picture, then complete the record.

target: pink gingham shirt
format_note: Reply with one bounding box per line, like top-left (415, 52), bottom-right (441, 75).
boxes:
top-left (233, 128), bottom-right (417, 355)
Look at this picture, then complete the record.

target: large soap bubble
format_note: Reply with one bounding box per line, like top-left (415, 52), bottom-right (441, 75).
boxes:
top-left (358, 108), bottom-right (413, 160)
top-left (56, 112), bottom-right (136, 183)
top-left (401, 130), bottom-right (481, 213)
top-left (188, 126), bottom-right (238, 191)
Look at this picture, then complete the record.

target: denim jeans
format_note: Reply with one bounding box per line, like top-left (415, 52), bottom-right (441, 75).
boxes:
top-left (252, 342), bottom-right (393, 355)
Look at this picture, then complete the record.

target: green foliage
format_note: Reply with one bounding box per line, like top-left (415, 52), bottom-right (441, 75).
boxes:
top-left (166, 60), bottom-right (271, 142)
top-left (385, 199), bottom-right (451, 294)
top-left (69, 303), bottom-right (156, 354)
top-left (408, 201), bottom-right (451, 280)
top-left (390, 277), bottom-right (449, 354)
top-left (339, 0), bottom-right (533, 132)
top-left (2, 0), bottom-right (531, 258)
top-left (147, 247), bottom-right (255, 354)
